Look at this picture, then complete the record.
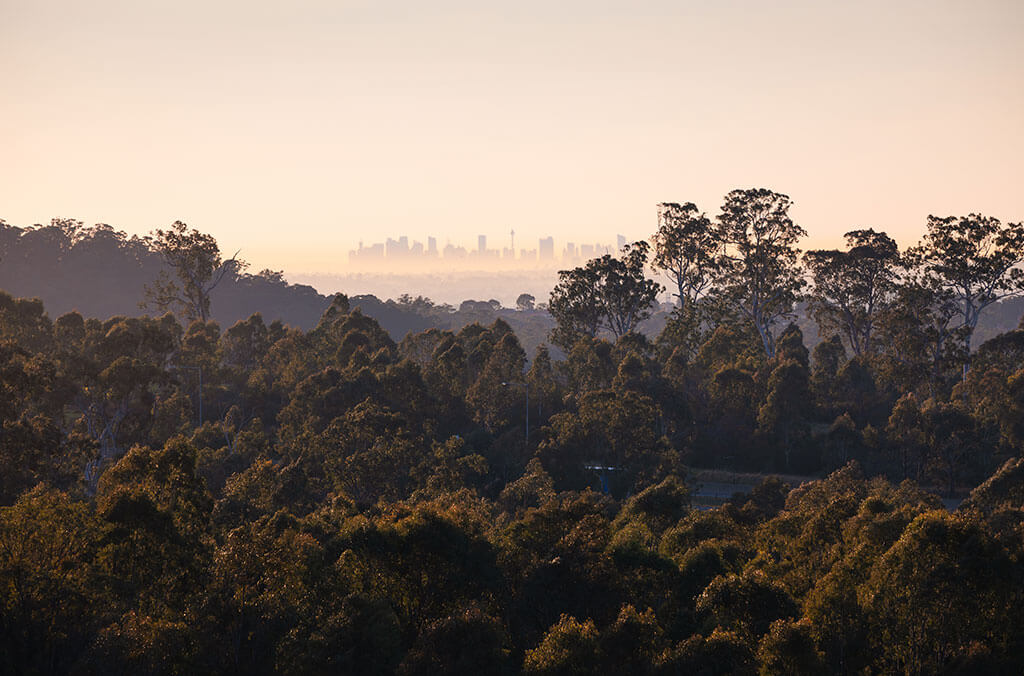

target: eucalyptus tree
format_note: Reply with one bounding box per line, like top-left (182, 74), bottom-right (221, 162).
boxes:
top-left (875, 280), bottom-right (964, 395)
top-left (804, 229), bottom-right (900, 356)
top-left (652, 202), bottom-right (720, 309)
top-left (600, 241), bottom-right (663, 338)
top-left (548, 263), bottom-right (604, 351)
top-left (715, 189), bottom-right (806, 359)
top-left (548, 242), bottom-right (662, 350)
top-left (652, 202), bottom-right (724, 360)
top-left (144, 221), bottom-right (241, 323)
top-left (908, 213), bottom-right (1024, 373)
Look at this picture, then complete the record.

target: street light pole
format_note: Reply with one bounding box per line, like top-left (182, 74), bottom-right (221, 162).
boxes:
top-left (502, 381), bottom-right (529, 442)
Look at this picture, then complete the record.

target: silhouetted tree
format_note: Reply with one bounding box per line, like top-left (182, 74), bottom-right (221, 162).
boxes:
top-left (653, 202), bottom-right (720, 309)
top-left (908, 214), bottom-right (1024, 373)
top-left (548, 242), bottom-right (661, 349)
top-left (715, 189), bottom-right (807, 359)
top-left (144, 221), bottom-right (241, 322)
top-left (804, 229), bottom-right (899, 356)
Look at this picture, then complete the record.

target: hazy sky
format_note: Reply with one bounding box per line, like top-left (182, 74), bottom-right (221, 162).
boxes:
top-left (3, 0), bottom-right (1022, 273)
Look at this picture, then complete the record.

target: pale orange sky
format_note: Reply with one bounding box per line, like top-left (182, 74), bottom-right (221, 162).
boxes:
top-left (2, 0), bottom-right (1022, 273)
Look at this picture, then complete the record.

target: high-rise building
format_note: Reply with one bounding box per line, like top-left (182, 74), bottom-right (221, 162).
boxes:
top-left (355, 242), bottom-right (385, 259)
top-left (427, 236), bottom-right (437, 255)
top-left (539, 236), bottom-right (554, 260)
top-left (444, 244), bottom-right (467, 259)
top-left (478, 234), bottom-right (487, 254)
top-left (616, 234), bottom-right (626, 251)
top-left (386, 237), bottom-right (410, 258)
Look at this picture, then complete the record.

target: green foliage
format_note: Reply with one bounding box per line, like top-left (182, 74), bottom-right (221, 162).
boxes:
top-left (548, 242), bottom-right (662, 350)
top-left (909, 213), bottom-right (1024, 359)
top-left (696, 570), bottom-right (799, 638)
top-left (804, 229), bottom-right (899, 357)
top-left (756, 618), bottom-right (826, 675)
top-left (144, 220), bottom-right (241, 323)
top-left (0, 290), bottom-right (54, 352)
top-left (658, 628), bottom-right (756, 676)
top-left (537, 389), bottom-right (673, 495)
top-left (613, 474), bottom-right (690, 536)
top-left (600, 605), bottom-right (664, 674)
top-left (522, 614), bottom-right (602, 676)
top-left (1, 204), bottom-right (1024, 672)
top-left (653, 202), bottom-right (720, 309)
top-left (0, 486), bottom-right (104, 675)
top-left (964, 457), bottom-right (1024, 514)
top-left (862, 511), bottom-right (1020, 674)
top-left (757, 358), bottom-right (813, 472)
top-left (716, 188), bottom-right (806, 359)
top-left (398, 607), bottom-right (510, 676)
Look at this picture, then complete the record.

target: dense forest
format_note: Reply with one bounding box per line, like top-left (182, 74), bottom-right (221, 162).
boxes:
top-left (2, 189), bottom-right (1024, 674)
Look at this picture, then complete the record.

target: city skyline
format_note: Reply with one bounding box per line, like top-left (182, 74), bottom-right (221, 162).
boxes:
top-left (2, 1), bottom-right (1021, 275)
top-left (348, 232), bottom-right (626, 270)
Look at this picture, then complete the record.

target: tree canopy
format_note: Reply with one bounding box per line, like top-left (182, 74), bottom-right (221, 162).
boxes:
top-left (2, 192), bottom-right (1023, 673)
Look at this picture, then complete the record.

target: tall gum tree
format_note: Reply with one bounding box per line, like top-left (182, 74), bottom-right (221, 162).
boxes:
top-left (804, 229), bottom-right (899, 357)
top-left (143, 221), bottom-right (241, 323)
top-left (715, 189), bottom-right (806, 359)
top-left (548, 263), bottom-right (603, 351)
top-left (652, 202), bottom-right (720, 310)
top-left (600, 241), bottom-right (663, 338)
top-left (652, 202), bottom-right (723, 360)
top-left (908, 213), bottom-right (1024, 375)
top-left (548, 242), bottom-right (662, 350)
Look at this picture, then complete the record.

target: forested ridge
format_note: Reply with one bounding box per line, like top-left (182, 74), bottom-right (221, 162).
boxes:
top-left (0, 218), bottom-right (562, 356)
top-left (2, 189), bottom-right (1024, 674)
top-left (2, 216), bottom-right (1022, 357)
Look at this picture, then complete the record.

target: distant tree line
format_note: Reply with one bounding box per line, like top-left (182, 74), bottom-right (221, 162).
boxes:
top-left (0, 218), bottom-right (565, 354)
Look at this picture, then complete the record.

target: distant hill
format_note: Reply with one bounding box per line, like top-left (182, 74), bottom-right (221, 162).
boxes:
top-left (3, 219), bottom-right (1022, 356)
top-left (0, 220), bottom-right (561, 355)
top-left (0, 220), bottom-right (331, 329)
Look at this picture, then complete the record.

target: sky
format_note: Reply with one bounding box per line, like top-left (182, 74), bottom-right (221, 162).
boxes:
top-left (2, 0), bottom-right (1022, 274)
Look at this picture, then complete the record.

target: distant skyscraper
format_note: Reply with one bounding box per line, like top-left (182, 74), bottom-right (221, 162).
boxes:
top-left (385, 237), bottom-right (410, 258)
top-left (616, 234), bottom-right (626, 251)
top-left (539, 236), bottom-right (554, 260)
top-left (444, 244), bottom-right (467, 259)
top-left (478, 234), bottom-right (486, 254)
top-left (427, 236), bottom-right (437, 254)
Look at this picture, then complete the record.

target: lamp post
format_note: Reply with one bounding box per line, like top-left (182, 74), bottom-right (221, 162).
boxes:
top-left (502, 381), bottom-right (529, 442)
top-left (169, 365), bottom-right (203, 426)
